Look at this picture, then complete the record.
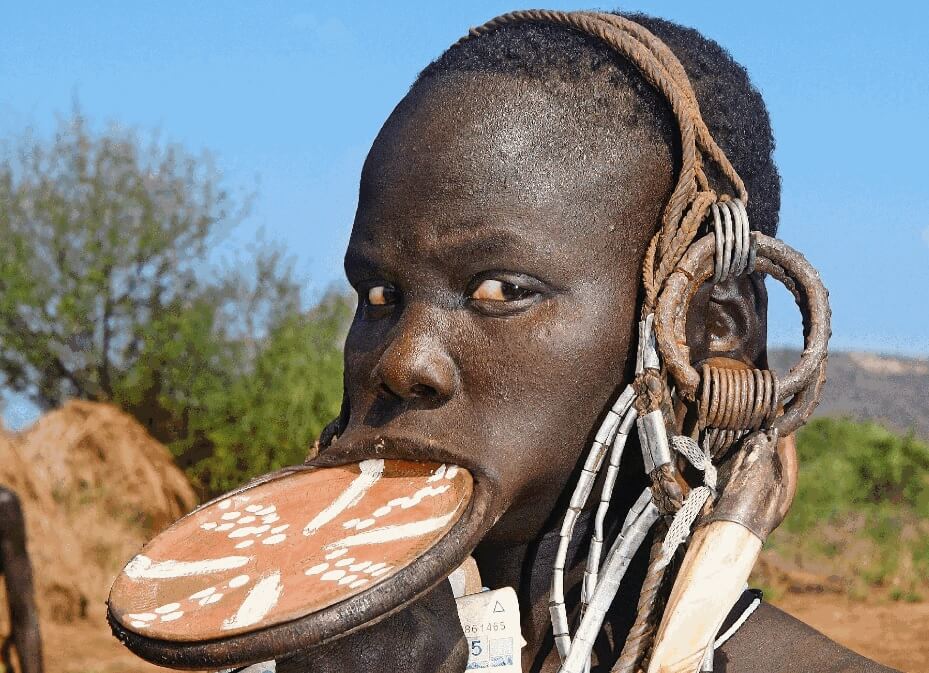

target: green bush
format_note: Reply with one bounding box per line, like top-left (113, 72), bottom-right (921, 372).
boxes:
top-left (766, 417), bottom-right (929, 598)
top-left (785, 417), bottom-right (929, 533)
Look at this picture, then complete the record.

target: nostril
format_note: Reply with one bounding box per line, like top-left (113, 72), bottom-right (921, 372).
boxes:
top-left (409, 383), bottom-right (437, 399)
top-left (378, 382), bottom-right (401, 400)
top-left (373, 335), bottom-right (459, 405)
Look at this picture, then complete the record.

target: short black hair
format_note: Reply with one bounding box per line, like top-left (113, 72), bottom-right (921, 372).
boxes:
top-left (416, 12), bottom-right (780, 237)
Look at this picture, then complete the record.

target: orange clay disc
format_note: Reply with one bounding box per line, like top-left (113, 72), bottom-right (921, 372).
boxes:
top-left (108, 459), bottom-right (472, 642)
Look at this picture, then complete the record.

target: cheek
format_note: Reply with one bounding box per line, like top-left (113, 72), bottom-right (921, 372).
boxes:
top-left (457, 288), bottom-right (634, 480)
top-left (343, 314), bottom-right (388, 404)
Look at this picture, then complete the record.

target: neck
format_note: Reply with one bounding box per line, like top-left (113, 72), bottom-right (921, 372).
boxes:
top-left (474, 476), bottom-right (652, 673)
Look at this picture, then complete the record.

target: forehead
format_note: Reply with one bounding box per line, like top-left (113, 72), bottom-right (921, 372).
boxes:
top-left (350, 72), bottom-right (673, 271)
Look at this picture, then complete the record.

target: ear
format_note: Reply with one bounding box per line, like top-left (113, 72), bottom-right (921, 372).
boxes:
top-left (684, 273), bottom-right (768, 369)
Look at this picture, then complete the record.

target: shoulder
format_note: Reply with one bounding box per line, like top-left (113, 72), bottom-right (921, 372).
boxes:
top-left (716, 601), bottom-right (900, 673)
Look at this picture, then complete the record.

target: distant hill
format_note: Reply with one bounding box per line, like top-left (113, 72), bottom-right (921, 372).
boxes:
top-left (769, 349), bottom-right (929, 441)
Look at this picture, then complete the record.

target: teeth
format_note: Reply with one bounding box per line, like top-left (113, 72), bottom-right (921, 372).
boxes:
top-left (427, 465), bottom-right (447, 482)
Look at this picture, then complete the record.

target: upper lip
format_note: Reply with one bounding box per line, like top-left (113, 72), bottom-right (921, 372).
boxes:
top-left (310, 431), bottom-right (485, 481)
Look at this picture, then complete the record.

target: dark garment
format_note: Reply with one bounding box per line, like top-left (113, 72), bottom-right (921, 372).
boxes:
top-left (716, 588), bottom-right (763, 647)
top-left (717, 600), bottom-right (900, 673)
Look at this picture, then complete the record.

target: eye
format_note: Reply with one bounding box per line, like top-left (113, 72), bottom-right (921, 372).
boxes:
top-left (467, 274), bottom-right (545, 317)
top-left (367, 285), bottom-right (392, 306)
top-left (470, 279), bottom-right (536, 302)
top-left (360, 284), bottom-right (398, 318)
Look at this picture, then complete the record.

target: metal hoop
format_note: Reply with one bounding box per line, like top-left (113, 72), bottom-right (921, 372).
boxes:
top-left (655, 231), bottom-right (830, 436)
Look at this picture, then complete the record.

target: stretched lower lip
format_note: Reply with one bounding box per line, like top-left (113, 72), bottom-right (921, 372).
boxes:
top-left (107, 457), bottom-right (499, 668)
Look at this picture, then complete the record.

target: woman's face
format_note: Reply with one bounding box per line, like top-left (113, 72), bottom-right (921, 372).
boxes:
top-left (325, 73), bottom-right (673, 542)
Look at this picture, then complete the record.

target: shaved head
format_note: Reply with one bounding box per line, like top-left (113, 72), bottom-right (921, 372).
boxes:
top-left (415, 13), bottom-right (780, 237)
top-left (358, 68), bottom-right (675, 296)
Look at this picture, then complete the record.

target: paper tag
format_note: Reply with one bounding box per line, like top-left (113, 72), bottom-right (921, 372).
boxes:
top-left (455, 587), bottom-right (525, 672)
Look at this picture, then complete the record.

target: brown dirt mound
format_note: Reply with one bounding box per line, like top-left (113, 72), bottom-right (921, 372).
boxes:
top-left (0, 400), bottom-right (197, 624)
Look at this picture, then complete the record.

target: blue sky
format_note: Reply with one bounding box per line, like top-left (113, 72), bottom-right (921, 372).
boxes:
top-left (1, 1), bottom-right (928, 426)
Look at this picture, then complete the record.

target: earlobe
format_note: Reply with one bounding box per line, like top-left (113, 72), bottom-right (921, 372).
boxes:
top-left (686, 273), bottom-right (768, 368)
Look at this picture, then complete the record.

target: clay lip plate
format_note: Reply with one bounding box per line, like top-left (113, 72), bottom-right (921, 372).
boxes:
top-left (108, 459), bottom-right (472, 643)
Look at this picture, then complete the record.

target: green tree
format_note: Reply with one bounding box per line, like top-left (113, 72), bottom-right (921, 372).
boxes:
top-left (786, 417), bottom-right (929, 532)
top-left (0, 110), bottom-right (249, 409)
top-left (193, 289), bottom-right (352, 492)
top-left (0, 111), bottom-right (352, 494)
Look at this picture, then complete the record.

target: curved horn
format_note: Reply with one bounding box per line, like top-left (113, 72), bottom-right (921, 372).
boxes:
top-left (648, 434), bottom-right (797, 673)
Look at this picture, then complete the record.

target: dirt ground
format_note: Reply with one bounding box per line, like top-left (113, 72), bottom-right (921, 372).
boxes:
top-left (16, 593), bottom-right (920, 673)
top-left (37, 613), bottom-right (171, 673)
top-left (774, 594), bottom-right (929, 673)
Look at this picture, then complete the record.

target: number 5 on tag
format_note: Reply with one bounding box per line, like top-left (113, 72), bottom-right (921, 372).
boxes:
top-left (455, 586), bottom-right (525, 672)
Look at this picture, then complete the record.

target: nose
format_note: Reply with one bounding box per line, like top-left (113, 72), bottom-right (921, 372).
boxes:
top-left (373, 307), bottom-right (460, 406)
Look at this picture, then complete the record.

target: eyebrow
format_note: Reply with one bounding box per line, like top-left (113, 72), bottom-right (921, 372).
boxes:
top-left (343, 249), bottom-right (380, 284)
top-left (344, 215), bottom-right (561, 285)
top-left (432, 221), bottom-right (556, 269)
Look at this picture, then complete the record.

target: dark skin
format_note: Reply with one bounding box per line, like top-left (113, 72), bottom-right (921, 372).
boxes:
top-left (282, 70), bottom-right (896, 673)
top-left (0, 487), bottom-right (43, 673)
